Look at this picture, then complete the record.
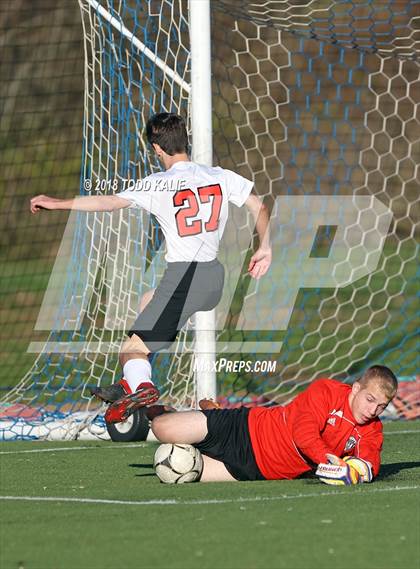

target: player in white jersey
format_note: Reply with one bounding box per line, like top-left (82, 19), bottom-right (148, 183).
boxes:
top-left (30, 113), bottom-right (271, 423)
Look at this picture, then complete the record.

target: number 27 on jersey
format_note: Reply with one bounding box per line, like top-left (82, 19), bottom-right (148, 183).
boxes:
top-left (173, 184), bottom-right (222, 237)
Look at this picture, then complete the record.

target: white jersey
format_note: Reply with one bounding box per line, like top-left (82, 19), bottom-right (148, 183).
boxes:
top-left (117, 161), bottom-right (253, 262)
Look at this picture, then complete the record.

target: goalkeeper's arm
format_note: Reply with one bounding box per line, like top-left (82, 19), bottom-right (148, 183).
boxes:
top-left (316, 454), bottom-right (374, 486)
top-left (30, 194), bottom-right (131, 214)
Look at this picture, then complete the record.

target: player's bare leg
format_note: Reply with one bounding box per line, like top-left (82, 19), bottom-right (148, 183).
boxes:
top-left (139, 289), bottom-right (155, 312)
top-left (151, 410), bottom-right (208, 444)
top-left (200, 455), bottom-right (237, 482)
top-left (120, 333), bottom-right (151, 363)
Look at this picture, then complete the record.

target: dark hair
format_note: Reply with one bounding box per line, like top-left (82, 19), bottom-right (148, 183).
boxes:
top-left (358, 365), bottom-right (398, 398)
top-left (146, 113), bottom-right (189, 156)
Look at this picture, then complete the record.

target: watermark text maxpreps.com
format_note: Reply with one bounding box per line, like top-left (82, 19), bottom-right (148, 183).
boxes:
top-left (193, 358), bottom-right (277, 373)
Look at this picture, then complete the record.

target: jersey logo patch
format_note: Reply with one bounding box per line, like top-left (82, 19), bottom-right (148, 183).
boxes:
top-left (344, 436), bottom-right (357, 452)
top-left (330, 409), bottom-right (343, 418)
top-left (327, 417), bottom-right (336, 426)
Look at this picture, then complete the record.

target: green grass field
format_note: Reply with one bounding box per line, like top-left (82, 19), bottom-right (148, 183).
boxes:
top-left (1, 420), bottom-right (419, 569)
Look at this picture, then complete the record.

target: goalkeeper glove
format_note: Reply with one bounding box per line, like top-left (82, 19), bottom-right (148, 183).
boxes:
top-left (316, 454), bottom-right (361, 486)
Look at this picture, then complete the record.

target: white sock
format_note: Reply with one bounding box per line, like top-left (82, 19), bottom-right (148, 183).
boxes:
top-left (123, 358), bottom-right (153, 392)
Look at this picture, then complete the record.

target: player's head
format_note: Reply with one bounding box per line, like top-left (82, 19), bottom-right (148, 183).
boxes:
top-left (146, 113), bottom-right (189, 157)
top-left (349, 365), bottom-right (398, 425)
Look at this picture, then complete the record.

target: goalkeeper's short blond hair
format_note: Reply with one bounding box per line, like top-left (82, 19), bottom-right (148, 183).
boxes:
top-left (357, 365), bottom-right (398, 399)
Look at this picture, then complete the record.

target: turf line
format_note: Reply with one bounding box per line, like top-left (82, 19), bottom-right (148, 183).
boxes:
top-left (0, 485), bottom-right (418, 507)
top-left (0, 429), bottom-right (418, 455)
top-left (384, 430), bottom-right (420, 435)
top-left (0, 443), bottom-right (147, 455)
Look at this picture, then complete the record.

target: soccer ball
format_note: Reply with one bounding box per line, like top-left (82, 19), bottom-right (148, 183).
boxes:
top-left (154, 443), bottom-right (203, 484)
top-left (343, 456), bottom-right (373, 483)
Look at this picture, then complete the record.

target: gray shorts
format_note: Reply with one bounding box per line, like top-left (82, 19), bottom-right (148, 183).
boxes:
top-left (129, 259), bottom-right (224, 352)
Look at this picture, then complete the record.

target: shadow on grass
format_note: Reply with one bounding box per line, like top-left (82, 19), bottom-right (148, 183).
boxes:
top-left (127, 461), bottom-right (420, 481)
top-left (377, 461), bottom-right (420, 479)
top-left (128, 462), bottom-right (155, 477)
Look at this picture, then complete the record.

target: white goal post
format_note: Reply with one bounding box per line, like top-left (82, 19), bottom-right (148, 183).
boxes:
top-left (189, 0), bottom-right (217, 402)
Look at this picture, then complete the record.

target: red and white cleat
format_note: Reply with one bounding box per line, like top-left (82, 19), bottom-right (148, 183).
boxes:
top-left (105, 382), bottom-right (160, 424)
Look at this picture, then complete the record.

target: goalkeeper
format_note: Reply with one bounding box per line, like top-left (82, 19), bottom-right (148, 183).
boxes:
top-left (151, 365), bottom-right (398, 485)
top-left (30, 113), bottom-right (271, 424)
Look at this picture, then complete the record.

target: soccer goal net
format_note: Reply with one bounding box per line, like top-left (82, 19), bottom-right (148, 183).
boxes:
top-left (1, 0), bottom-right (418, 440)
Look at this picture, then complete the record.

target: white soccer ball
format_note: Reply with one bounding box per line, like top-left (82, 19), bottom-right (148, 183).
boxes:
top-left (154, 443), bottom-right (203, 484)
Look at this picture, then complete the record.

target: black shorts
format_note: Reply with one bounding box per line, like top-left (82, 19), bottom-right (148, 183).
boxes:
top-left (129, 259), bottom-right (224, 352)
top-left (195, 408), bottom-right (265, 481)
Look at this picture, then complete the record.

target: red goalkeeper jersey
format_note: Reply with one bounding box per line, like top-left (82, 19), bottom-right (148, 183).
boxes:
top-left (248, 379), bottom-right (383, 480)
